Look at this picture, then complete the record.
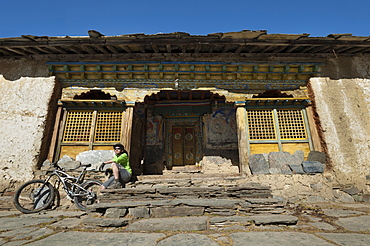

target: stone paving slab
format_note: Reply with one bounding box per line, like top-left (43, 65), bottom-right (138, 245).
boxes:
top-left (209, 215), bottom-right (254, 224)
top-left (25, 232), bottom-right (166, 246)
top-left (0, 226), bottom-right (39, 238)
top-left (18, 210), bottom-right (87, 218)
top-left (12, 227), bottom-right (54, 241)
top-left (321, 208), bottom-right (365, 217)
top-left (0, 217), bottom-right (55, 230)
top-left (51, 218), bottom-right (83, 229)
top-left (0, 211), bottom-right (21, 217)
top-left (168, 198), bottom-right (240, 207)
top-left (249, 214), bottom-right (298, 225)
top-left (157, 233), bottom-right (219, 246)
top-left (308, 222), bottom-right (336, 230)
top-left (230, 232), bottom-right (335, 246)
top-left (2, 199), bottom-right (370, 246)
top-left (82, 217), bottom-right (130, 227)
top-left (318, 233), bottom-right (370, 246)
top-left (126, 216), bottom-right (208, 231)
top-left (335, 215), bottom-right (370, 231)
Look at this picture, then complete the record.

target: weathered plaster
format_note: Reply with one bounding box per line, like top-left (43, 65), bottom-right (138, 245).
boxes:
top-left (309, 77), bottom-right (370, 190)
top-left (0, 75), bottom-right (56, 192)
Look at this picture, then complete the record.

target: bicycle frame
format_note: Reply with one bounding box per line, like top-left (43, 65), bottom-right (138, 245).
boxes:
top-left (14, 162), bottom-right (102, 213)
top-left (43, 164), bottom-right (92, 200)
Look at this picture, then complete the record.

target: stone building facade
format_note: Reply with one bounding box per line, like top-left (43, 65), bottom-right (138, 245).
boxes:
top-left (0, 31), bottom-right (369, 201)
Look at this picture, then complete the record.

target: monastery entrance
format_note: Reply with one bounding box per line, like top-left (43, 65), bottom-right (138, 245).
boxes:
top-left (143, 90), bottom-right (237, 172)
top-left (172, 124), bottom-right (196, 166)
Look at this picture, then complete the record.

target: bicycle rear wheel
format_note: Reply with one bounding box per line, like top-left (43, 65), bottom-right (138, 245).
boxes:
top-left (13, 179), bottom-right (55, 214)
top-left (74, 180), bottom-right (102, 211)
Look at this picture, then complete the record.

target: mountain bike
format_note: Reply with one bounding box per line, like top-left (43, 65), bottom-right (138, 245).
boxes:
top-left (13, 162), bottom-right (102, 214)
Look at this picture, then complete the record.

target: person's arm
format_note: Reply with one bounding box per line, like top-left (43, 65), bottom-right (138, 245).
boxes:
top-left (103, 160), bottom-right (114, 165)
top-left (99, 159), bottom-right (115, 171)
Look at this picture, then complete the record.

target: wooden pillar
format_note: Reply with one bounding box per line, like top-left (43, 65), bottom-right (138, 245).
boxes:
top-left (122, 106), bottom-right (134, 154)
top-left (306, 106), bottom-right (323, 152)
top-left (236, 105), bottom-right (251, 176)
top-left (48, 106), bottom-right (62, 162)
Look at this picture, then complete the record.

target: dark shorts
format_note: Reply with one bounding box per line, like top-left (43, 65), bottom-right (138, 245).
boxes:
top-left (102, 164), bottom-right (131, 188)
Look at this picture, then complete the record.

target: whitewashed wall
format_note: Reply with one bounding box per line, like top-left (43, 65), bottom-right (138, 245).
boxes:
top-left (310, 78), bottom-right (370, 190)
top-left (0, 75), bottom-right (56, 192)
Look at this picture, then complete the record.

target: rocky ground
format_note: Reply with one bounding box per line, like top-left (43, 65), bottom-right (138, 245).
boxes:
top-left (1, 195), bottom-right (370, 245)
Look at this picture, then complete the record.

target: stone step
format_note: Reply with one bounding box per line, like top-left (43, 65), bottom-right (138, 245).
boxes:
top-left (91, 182), bottom-right (285, 218)
top-left (90, 197), bottom-right (286, 218)
top-left (128, 174), bottom-right (245, 188)
top-left (101, 183), bottom-right (273, 202)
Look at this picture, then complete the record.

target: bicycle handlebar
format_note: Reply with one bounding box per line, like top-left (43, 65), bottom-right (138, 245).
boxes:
top-left (51, 162), bottom-right (92, 171)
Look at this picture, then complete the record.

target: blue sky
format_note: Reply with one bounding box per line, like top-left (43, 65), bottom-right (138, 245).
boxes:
top-left (1, 0), bottom-right (369, 38)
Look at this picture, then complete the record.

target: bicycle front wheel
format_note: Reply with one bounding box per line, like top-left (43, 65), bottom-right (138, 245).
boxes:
top-left (13, 179), bottom-right (55, 214)
top-left (74, 180), bottom-right (102, 211)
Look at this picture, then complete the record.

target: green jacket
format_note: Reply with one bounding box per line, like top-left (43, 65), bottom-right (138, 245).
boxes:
top-left (112, 153), bottom-right (132, 174)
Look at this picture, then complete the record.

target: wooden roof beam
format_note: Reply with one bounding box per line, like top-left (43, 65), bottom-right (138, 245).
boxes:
top-left (310, 46), bottom-right (332, 53)
top-left (285, 45), bottom-right (301, 53)
top-left (36, 46), bottom-right (61, 54)
top-left (299, 46), bottom-right (317, 53)
top-left (67, 46), bottom-right (84, 54)
top-left (247, 45), bottom-right (261, 53)
top-left (208, 44), bottom-right (215, 53)
top-left (273, 45), bottom-right (288, 53)
top-left (342, 46), bottom-right (370, 53)
top-left (151, 44), bottom-right (159, 53)
top-left (222, 44), bottom-right (232, 53)
top-left (195, 44), bottom-right (201, 53)
top-left (138, 45), bottom-right (146, 53)
top-left (47, 46), bottom-right (68, 54)
top-left (166, 44), bottom-right (171, 53)
top-left (0, 48), bottom-right (18, 56)
top-left (105, 45), bottom-right (120, 54)
top-left (119, 45), bottom-right (132, 53)
top-left (95, 45), bottom-right (110, 54)
top-left (6, 47), bottom-right (28, 56)
top-left (235, 44), bottom-right (245, 54)
top-left (80, 45), bottom-right (97, 54)
top-left (22, 47), bottom-right (41, 55)
top-left (255, 45), bottom-right (272, 53)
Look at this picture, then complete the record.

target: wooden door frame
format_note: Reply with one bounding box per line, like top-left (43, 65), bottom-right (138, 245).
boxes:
top-left (164, 117), bottom-right (202, 169)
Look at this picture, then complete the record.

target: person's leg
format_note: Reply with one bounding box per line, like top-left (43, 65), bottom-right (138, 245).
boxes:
top-left (101, 176), bottom-right (115, 190)
top-left (101, 163), bottom-right (122, 189)
top-left (118, 168), bottom-right (131, 188)
top-left (111, 163), bottom-right (120, 179)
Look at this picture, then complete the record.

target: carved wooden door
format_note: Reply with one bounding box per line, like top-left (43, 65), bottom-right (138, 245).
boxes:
top-left (172, 126), bottom-right (196, 166)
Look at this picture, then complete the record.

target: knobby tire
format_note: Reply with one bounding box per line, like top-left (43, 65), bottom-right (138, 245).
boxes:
top-left (74, 180), bottom-right (102, 211)
top-left (13, 179), bottom-right (55, 214)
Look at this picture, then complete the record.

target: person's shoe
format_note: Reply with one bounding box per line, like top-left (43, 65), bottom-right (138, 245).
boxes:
top-left (108, 180), bottom-right (122, 189)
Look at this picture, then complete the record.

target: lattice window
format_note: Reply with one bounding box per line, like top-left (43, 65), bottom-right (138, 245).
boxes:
top-left (62, 111), bottom-right (93, 142)
top-left (95, 111), bottom-right (123, 142)
top-left (247, 110), bottom-right (276, 140)
top-left (247, 109), bottom-right (307, 141)
top-left (62, 110), bottom-right (123, 143)
top-left (277, 109), bottom-right (307, 140)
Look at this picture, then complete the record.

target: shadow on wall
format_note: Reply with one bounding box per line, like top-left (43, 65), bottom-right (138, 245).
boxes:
top-left (0, 59), bottom-right (50, 81)
top-left (141, 149), bottom-right (239, 175)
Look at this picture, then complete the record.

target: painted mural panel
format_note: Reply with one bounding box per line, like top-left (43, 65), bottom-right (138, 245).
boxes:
top-left (203, 107), bottom-right (238, 149)
top-left (146, 116), bottom-right (163, 146)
